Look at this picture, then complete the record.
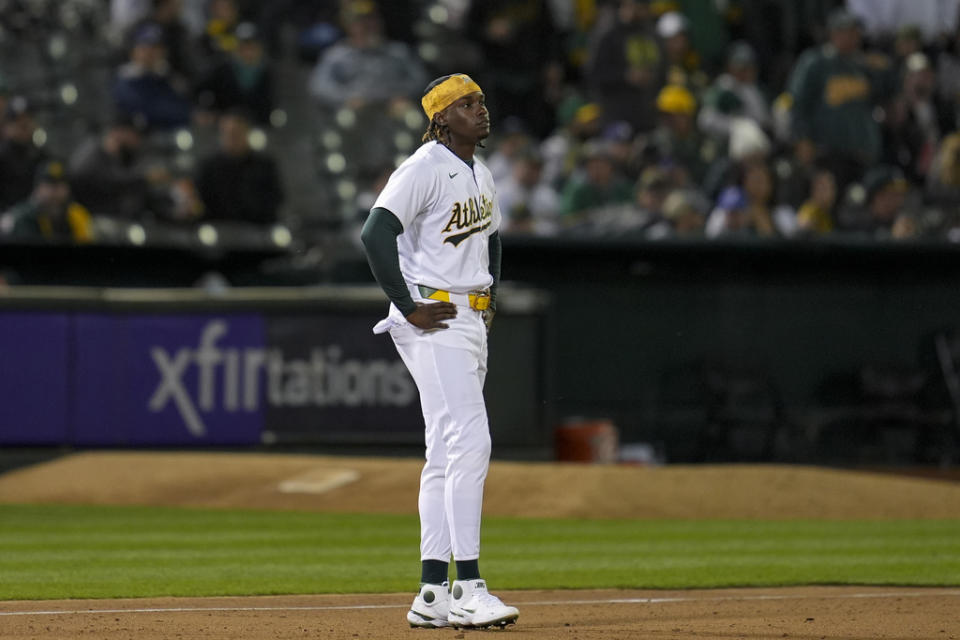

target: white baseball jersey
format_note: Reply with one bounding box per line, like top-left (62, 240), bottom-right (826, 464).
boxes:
top-left (373, 140), bottom-right (501, 294)
top-left (372, 140), bottom-right (499, 564)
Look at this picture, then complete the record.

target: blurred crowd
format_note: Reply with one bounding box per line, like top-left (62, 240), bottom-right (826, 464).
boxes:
top-left (2, 0), bottom-right (960, 248)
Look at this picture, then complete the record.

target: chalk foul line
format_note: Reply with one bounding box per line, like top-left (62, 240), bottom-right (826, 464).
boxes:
top-left (2, 590), bottom-right (959, 618)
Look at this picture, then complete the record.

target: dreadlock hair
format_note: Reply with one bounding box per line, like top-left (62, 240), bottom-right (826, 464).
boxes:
top-left (422, 117), bottom-right (451, 145)
top-left (422, 115), bottom-right (486, 149)
top-left (420, 75), bottom-right (485, 148)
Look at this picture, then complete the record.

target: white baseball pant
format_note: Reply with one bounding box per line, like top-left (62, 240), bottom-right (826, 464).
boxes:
top-left (383, 300), bottom-right (490, 562)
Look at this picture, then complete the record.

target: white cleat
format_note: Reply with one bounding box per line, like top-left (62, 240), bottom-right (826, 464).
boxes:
top-left (448, 579), bottom-right (519, 630)
top-left (407, 582), bottom-right (451, 628)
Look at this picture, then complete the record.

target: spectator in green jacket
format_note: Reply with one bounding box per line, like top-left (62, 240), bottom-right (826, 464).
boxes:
top-left (698, 42), bottom-right (772, 143)
top-left (785, 9), bottom-right (892, 189)
top-left (1, 160), bottom-right (95, 243)
top-left (559, 140), bottom-right (634, 223)
top-left (649, 84), bottom-right (717, 186)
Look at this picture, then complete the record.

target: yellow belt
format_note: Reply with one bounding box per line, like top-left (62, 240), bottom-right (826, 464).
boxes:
top-left (418, 285), bottom-right (491, 311)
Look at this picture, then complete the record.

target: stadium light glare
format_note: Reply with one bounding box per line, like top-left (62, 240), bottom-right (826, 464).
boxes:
top-left (335, 108), bottom-right (356, 129)
top-left (198, 224), bottom-right (218, 246)
top-left (175, 129), bottom-right (194, 151)
top-left (418, 42), bottom-right (439, 62)
top-left (336, 179), bottom-right (356, 201)
top-left (269, 109), bottom-right (287, 128)
top-left (325, 153), bottom-right (346, 174)
top-left (271, 225), bottom-right (292, 248)
top-left (428, 4), bottom-right (449, 24)
top-left (60, 83), bottom-right (78, 105)
top-left (404, 108), bottom-right (424, 131)
top-left (48, 34), bottom-right (67, 59)
top-left (127, 224), bottom-right (147, 246)
top-left (394, 131), bottom-right (414, 151)
top-left (320, 130), bottom-right (341, 150)
top-left (248, 128), bottom-right (268, 151)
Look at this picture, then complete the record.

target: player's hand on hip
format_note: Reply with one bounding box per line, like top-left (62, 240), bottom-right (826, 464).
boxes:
top-left (406, 301), bottom-right (457, 330)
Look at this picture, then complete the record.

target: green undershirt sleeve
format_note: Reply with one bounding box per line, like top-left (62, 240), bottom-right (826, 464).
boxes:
top-left (488, 231), bottom-right (501, 311)
top-left (360, 207), bottom-right (418, 317)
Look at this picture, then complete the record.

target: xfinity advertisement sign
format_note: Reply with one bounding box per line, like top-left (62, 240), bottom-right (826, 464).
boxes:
top-left (72, 314), bottom-right (265, 445)
top-left (0, 313), bottom-right (70, 444)
top-left (58, 312), bottom-right (422, 446)
top-left (265, 314), bottom-right (420, 441)
top-left (147, 319), bottom-right (270, 437)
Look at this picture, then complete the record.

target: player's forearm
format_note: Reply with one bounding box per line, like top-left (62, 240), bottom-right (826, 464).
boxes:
top-left (488, 231), bottom-right (501, 311)
top-left (361, 207), bottom-right (418, 316)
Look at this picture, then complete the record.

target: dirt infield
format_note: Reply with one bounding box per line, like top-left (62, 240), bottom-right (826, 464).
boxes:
top-left (2, 587), bottom-right (959, 639)
top-left (2, 451), bottom-right (960, 518)
top-left (2, 452), bottom-right (960, 639)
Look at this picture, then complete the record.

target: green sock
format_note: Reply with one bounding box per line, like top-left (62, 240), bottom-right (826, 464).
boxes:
top-left (455, 559), bottom-right (480, 581)
top-left (421, 559), bottom-right (448, 585)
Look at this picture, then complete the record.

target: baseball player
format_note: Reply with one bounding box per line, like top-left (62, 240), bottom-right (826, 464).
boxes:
top-left (360, 73), bottom-right (519, 630)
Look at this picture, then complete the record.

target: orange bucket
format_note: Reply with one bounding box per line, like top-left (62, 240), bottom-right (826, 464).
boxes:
top-left (554, 418), bottom-right (619, 463)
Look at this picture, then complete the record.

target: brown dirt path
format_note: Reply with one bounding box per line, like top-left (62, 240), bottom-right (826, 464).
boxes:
top-left (2, 452), bottom-right (960, 518)
top-left (1, 587), bottom-right (959, 640)
top-left (2, 452), bottom-right (960, 639)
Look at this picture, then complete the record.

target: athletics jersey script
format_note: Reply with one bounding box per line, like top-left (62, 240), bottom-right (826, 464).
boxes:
top-left (373, 141), bottom-right (500, 293)
top-left (442, 193), bottom-right (495, 247)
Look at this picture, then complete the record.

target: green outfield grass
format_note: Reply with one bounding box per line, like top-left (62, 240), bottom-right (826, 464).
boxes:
top-left (1, 504), bottom-right (958, 600)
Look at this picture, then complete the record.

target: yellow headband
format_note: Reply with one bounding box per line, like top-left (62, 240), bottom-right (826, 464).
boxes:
top-left (421, 74), bottom-right (483, 122)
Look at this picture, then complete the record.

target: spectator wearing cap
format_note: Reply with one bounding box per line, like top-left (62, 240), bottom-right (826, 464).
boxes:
top-left (673, 0), bottom-right (733, 71)
top-left (701, 116), bottom-right (772, 202)
top-left (194, 22), bottom-right (275, 124)
top-left (0, 160), bottom-right (94, 243)
top-left (650, 84), bottom-right (715, 185)
top-left (127, 0), bottom-right (196, 81)
top-left (936, 24), bottom-right (960, 104)
top-left (559, 140), bottom-right (634, 222)
top-left (783, 8), bottom-right (890, 190)
top-left (199, 0), bottom-right (242, 60)
top-left (464, 0), bottom-right (563, 138)
top-left (601, 121), bottom-right (644, 182)
top-left (656, 11), bottom-right (708, 94)
top-left (586, 0), bottom-right (663, 135)
top-left (112, 22), bottom-right (193, 130)
top-left (884, 52), bottom-right (957, 184)
top-left (704, 185), bottom-right (750, 238)
top-left (698, 41), bottom-right (772, 142)
top-left (645, 188), bottom-right (707, 239)
top-left (633, 165), bottom-right (671, 222)
top-left (593, 164), bottom-right (676, 236)
top-left (308, 0), bottom-right (427, 111)
top-left (539, 99), bottom-right (604, 189)
top-left (195, 108), bottom-right (284, 225)
top-left (69, 114), bottom-right (167, 220)
top-left (837, 165), bottom-right (913, 237)
top-left (496, 147), bottom-right (560, 236)
top-left (0, 97), bottom-right (47, 210)
top-left (705, 162), bottom-right (795, 238)
top-left (485, 117), bottom-right (534, 186)
top-left (893, 25), bottom-right (924, 72)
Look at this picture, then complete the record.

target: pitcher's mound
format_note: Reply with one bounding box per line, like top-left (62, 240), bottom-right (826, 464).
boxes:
top-left (1, 451), bottom-right (959, 519)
